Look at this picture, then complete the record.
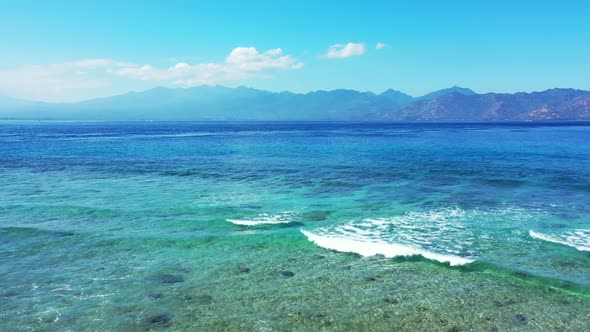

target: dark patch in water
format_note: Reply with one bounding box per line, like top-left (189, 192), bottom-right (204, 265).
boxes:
top-left (278, 221), bottom-right (304, 228)
top-left (240, 204), bottom-right (263, 209)
top-left (280, 271), bottom-right (295, 277)
top-left (239, 267), bottom-right (251, 273)
top-left (157, 274), bottom-right (184, 284)
top-left (142, 314), bottom-right (172, 327)
top-left (550, 223), bottom-right (569, 228)
top-left (513, 314), bottom-right (528, 324)
top-left (54, 231), bottom-right (75, 237)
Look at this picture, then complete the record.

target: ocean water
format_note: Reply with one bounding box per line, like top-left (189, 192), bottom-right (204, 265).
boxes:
top-left (0, 121), bottom-right (589, 331)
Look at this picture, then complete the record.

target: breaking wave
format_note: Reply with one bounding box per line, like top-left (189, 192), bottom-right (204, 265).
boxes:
top-left (300, 229), bottom-right (474, 266)
top-left (300, 207), bottom-right (538, 266)
top-left (529, 229), bottom-right (590, 252)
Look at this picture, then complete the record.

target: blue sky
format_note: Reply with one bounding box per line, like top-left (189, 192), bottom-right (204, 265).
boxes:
top-left (1, 0), bottom-right (589, 102)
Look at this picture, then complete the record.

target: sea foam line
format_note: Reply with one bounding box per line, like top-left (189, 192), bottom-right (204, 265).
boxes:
top-left (227, 212), bottom-right (294, 226)
top-left (529, 230), bottom-right (590, 252)
top-left (300, 229), bottom-right (474, 266)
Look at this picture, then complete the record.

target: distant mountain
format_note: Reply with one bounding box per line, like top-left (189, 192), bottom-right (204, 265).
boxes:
top-left (379, 89), bottom-right (414, 105)
top-left (0, 95), bottom-right (44, 110)
top-left (414, 86), bottom-right (476, 101)
top-left (0, 86), bottom-right (589, 121)
top-left (394, 89), bottom-right (590, 120)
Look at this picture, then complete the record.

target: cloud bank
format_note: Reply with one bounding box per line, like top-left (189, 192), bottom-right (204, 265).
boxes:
top-left (112, 47), bottom-right (303, 87)
top-left (0, 47), bottom-right (303, 102)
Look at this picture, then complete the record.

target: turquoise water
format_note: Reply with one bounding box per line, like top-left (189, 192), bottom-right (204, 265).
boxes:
top-left (1, 121), bottom-right (589, 331)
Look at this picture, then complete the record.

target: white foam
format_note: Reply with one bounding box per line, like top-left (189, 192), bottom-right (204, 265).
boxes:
top-left (298, 207), bottom-right (541, 266)
top-left (227, 212), bottom-right (294, 226)
top-left (529, 229), bottom-right (590, 252)
top-left (300, 229), bottom-right (474, 266)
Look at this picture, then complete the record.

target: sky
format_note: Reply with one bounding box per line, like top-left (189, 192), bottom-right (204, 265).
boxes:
top-left (1, 0), bottom-right (590, 102)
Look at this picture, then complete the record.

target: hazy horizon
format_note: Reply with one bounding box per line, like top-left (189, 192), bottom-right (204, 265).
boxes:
top-left (5, 84), bottom-right (590, 105)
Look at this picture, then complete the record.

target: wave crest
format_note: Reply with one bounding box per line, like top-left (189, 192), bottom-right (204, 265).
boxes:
top-left (300, 229), bottom-right (473, 266)
top-left (529, 229), bottom-right (590, 252)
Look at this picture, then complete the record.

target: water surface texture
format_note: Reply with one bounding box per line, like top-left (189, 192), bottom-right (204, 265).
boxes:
top-left (1, 122), bottom-right (589, 331)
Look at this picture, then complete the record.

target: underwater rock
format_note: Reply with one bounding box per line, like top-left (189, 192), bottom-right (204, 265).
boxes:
top-left (280, 271), bottom-right (295, 277)
top-left (143, 314), bottom-right (171, 326)
top-left (157, 274), bottom-right (184, 284)
top-left (513, 314), bottom-right (528, 323)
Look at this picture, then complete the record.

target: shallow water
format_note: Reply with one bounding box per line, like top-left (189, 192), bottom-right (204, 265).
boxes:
top-left (0, 121), bottom-right (589, 331)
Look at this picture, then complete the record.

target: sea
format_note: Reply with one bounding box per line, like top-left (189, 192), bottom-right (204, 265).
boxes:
top-left (1, 121), bottom-right (589, 331)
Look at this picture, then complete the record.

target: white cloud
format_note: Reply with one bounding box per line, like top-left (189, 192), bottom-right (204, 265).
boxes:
top-left (323, 42), bottom-right (366, 59)
top-left (111, 47), bottom-right (303, 87)
top-left (0, 58), bottom-right (132, 102)
top-left (0, 47), bottom-right (303, 102)
top-left (375, 42), bottom-right (389, 50)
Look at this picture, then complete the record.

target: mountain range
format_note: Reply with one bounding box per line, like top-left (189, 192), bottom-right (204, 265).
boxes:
top-left (1, 86), bottom-right (589, 121)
